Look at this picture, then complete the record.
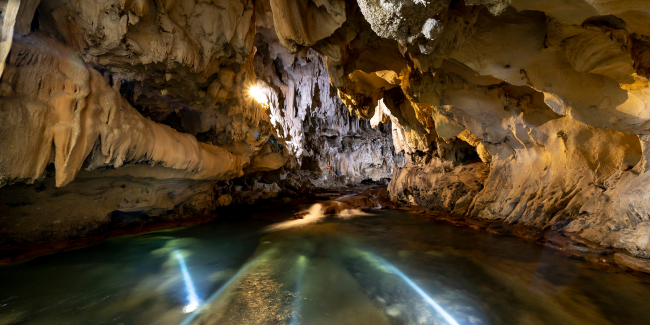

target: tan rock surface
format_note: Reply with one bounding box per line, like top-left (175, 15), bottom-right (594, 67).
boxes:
top-left (3, 0), bottom-right (650, 262)
top-left (304, 0), bottom-right (650, 259)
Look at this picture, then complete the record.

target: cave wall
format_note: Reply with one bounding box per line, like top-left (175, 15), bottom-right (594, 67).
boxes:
top-left (253, 19), bottom-right (405, 185)
top-left (0, 0), bottom-right (401, 248)
top-left (0, 0), bottom-right (281, 187)
top-left (0, 0), bottom-right (286, 246)
top-left (249, 0), bottom-right (650, 258)
top-left (2, 0), bottom-right (650, 260)
top-left (314, 0), bottom-right (650, 258)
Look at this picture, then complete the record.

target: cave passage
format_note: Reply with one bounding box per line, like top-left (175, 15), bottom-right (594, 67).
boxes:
top-left (3, 0), bottom-right (650, 324)
top-left (1, 207), bottom-right (649, 325)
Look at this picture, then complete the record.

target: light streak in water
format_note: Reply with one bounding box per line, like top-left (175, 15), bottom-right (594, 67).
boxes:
top-left (175, 251), bottom-right (200, 314)
top-left (367, 252), bottom-right (460, 325)
top-left (290, 255), bottom-right (308, 325)
top-left (178, 249), bottom-right (276, 325)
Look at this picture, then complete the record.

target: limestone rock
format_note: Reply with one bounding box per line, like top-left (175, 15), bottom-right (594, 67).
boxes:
top-left (614, 253), bottom-right (650, 273)
top-left (389, 160), bottom-right (489, 214)
top-left (253, 23), bottom-right (406, 184)
top-left (269, 0), bottom-right (347, 53)
top-left (317, 0), bottom-right (650, 260)
top-left (216, 194), bottom-right (233, 207)
top-left (0, 167), bottom-right (220, 245)
top-left (0, 36), bottom-right (247, 188)
top-left (3, 0), bottom-right (650, 264)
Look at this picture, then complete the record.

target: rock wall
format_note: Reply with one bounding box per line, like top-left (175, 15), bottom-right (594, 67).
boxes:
top-left (0, 0), bottom-right (295, 247)
top-left (253, 12), bottom-right (405, 185)
top-left (0, 0), bottom-right (284, 187)
top-left (317, 0), bottom-right (650, 259)
top-left (2, 0), bottom-right (650, 261)
top-left (389, 159), bottom-right (489, 215)
top-left (0, 0), bottom-right (401, 249)
top-left (0, 166), bottom-right (222, 246)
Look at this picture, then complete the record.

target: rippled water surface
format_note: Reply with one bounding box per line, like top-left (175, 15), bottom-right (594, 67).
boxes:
top-left (2, 209), bottom-right (650, 325)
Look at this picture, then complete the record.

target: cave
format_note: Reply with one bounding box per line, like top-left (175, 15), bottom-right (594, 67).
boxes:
top-left (1, 0), bottom-right (650, 324)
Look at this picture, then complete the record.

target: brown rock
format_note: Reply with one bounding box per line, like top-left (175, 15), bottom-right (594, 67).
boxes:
top-left (294, 210), bottom-right (309, 219)
top-left (614, 253), bottom-right (650, 274)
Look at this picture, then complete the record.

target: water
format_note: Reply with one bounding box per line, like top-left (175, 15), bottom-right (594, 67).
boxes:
top-left (1, 208), bottom-right (650, 325)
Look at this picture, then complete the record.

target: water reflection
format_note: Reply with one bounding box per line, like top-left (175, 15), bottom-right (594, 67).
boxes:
top-left (1, 209), bottom-right (650, 325)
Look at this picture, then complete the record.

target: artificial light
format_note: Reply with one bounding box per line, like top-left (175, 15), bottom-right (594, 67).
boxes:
top-left (175, 251), bottom-right (201, 314)
top-left (249, 85), bottom-right (267, 106)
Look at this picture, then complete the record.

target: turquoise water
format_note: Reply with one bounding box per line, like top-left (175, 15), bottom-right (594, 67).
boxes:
top-left (1, 208), bottom-right (650, 325)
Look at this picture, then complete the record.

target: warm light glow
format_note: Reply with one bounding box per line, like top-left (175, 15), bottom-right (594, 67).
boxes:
top-left (175, 251), bottom-right (201, 314)
top-left (249, 85), bottom-right (267, 105)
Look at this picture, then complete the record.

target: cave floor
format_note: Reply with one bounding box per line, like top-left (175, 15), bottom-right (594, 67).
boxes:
top-left (1, 208), bottom-right (650, 325)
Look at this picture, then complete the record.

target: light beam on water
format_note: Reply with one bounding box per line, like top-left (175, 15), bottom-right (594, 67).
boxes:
top-left (385, 263), bottom-right (459, 325)
top-left (178, 249), bottom-right (276, 325)
top-left (290, 255), bottom-right (308, 325)
top-left (175, 251), bottom-right (200, 314)
top-left (363, 251), bottom-right (460, 325)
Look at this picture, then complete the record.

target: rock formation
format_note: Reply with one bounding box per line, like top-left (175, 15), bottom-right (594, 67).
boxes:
top-left (254, 22), bottom-right (404, 185)
top-left (345, 0), bottom-right (650, 259)
top-left (0, 0), bottom-right (401, 247)
top-left (2, 0), bottom-right (650, 262)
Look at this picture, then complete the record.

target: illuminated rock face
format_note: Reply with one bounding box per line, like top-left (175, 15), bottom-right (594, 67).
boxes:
top-left (2, 0), bottom-right (650, 259)
top-left (330, 0), bottom-right (650, 258)
top-left (0, 0), bottom-right (400, 244)
top-left (253, 22), bottom-right (405, 185)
